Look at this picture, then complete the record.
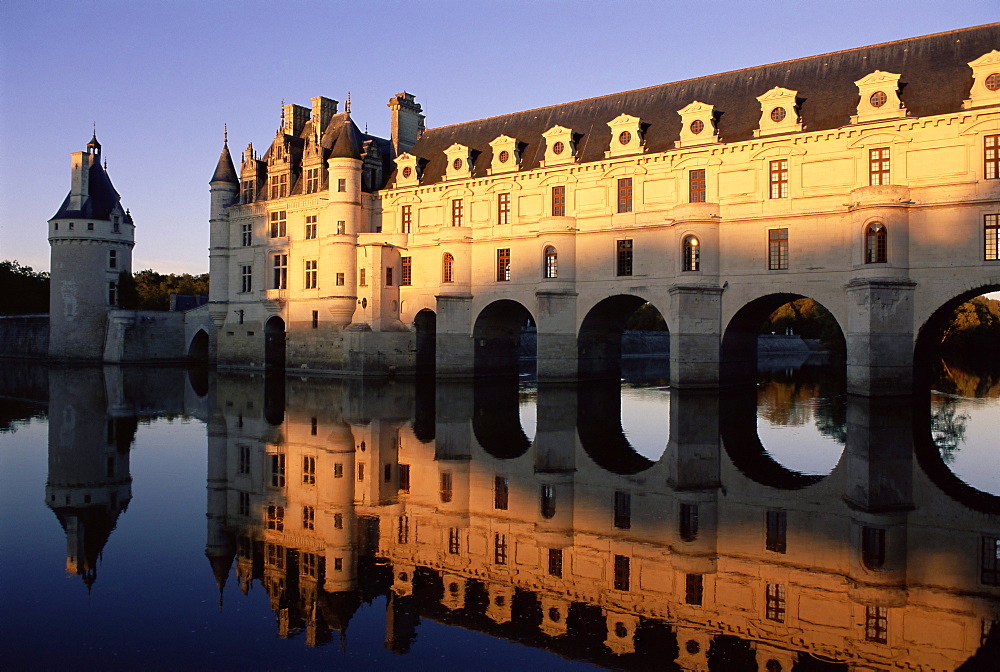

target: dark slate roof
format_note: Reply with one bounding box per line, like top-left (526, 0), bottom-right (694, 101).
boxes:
top-left (330, 118), bottom-right (362, 159)
top-left (51, 160), bottom-right (123, 221)
top-left (399, 24), bottom-right (1000, 187)
top-left (210, 142), bottom-right (239, 184)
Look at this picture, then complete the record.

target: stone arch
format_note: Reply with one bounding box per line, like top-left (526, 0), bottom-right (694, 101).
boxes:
top-left (721, 293), bottom-right (846, 387)
top-left (576, 381), bottom-right (657, 474)
top-left (473, 299), bottom-right (536, 378)
top-left (414, 309), bottom-right (437, 376)
top-left (578, 294), bottom-right (669, 381)
top-left (472, 379), bottom-right (532, 459)
top-left (264, 316), bottom-right (286, 370)
top-left (187, 329), bottom-right (209, 362)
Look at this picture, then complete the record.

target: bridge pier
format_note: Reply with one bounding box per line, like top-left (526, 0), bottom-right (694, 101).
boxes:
top-left (669, 285), bottom-right (724, 389)
top-left (845, 278), bottom-right (916, 396)
top-left (535, 290), bottom-right (578, 382)
top-left (434, 294), bottom-right (474, 378)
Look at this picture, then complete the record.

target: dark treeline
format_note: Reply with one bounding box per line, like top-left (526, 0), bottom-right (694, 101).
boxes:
top-left (0, 261), bottom-right (49, 315)
top-left (939, 296), bottom-right (1000, 368)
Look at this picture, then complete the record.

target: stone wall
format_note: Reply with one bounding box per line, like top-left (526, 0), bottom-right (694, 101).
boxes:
top-left (0, 315), bottom-right (49, 358)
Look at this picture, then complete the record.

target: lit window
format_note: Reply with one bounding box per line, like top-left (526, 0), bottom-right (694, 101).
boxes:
top-left (768, 229), bottom-right (789, 270)
top-left (494, 476), bottom-right (509, 510)
top-left (869, 148), bottom-right (890, 185)
top-left (540, 484), bottom-right (556, 519)
top-left (551, 185), bottom-right (566, 216)
top-left (498, 150), bottom-right (510, 163)
top-left (494, 533), bottom-right (507, 564)
top-left (766, 510), bottom-right (786, 553)
top-left (685, 574), bottom-right (703, 605)
top-left (336, 220), bottom-right (346, 235)
top-left (765, 584), bottom-right (785, 622)
top-left (544, 246), bottom-right (558, 279)
top-left (769, 159), bottom-right (788, 198)
top-left (618, 130), bottom-right (632, 145)
top-left (865, 606), bottom-right (888, 643)
top-left (986, 215), bottom-right (1000, 261)
top-left (302, 505), bottom-right (314, 530)
top-left (305, 259), bottom-right (318, 288)
top-left (302, 456), bottom-right (316, 485)
top-left (865, 222), bottom-right (887, 264)
top-left (270, 453), bottom-right (285, 487)
top-left (448, 528), bottom-right (460, 554)
top-left (336, 272), bottom-right (345, 286)
top-left (401, 205), bottom-right (412, 233)
top-left (617, 177), bottom-right (633, 213)
top-left (266, 504), bottom-right (284, 531)
top-left (272, 254), bottom-right (287, 289)
top-left (397, 516), bottom-right (409, 544)
top-left (442, 253), bottom-right (454, 283)
top-left (987, 73), bottom-right (1000, 91)
top-left (614, 491), bottom-right (631, 529)
top-left (552, 141), bottom-right (565, 155)
top-left (305, 215), bottom-right (317, 239)
top-left (269, 210), bottom-right (286, 238)
top-left (496, 248), bottom-right (511, 281)
top-left (614, 555), bottom-right (630, 591)
top-left (548, 548), bottom-right (563, 577)
top-left (616, 239), bottom-right (633, 277)
top-left (683, 236), bottom-right (700, 271)
top-left (451, 199), bottom-right (464, 226)
top-left (400, 257), bottom-right (411, 286)
top-left (359, 268), bottom-right (366, 287)
top-left (689, 169), bottom-right (706, 202)
top-left (270, 173), bottom-right (287, 199)
top-left (869, 91), bottom-right (887, 108)
top-left (241, 265), bottom-right (252, 293)
top-left (305, 167), bottom-right (320, 194)
top-left (498, 193), bottom-right (511, 225)
top-left (986, 135), bottom-right (999, 180)
top-left (241, 222), bottom-right (252, 246)
top-left (337, 178), bottom-right (346, 192)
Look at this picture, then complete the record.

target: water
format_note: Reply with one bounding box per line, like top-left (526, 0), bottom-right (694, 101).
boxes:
top-left (2, 361), bottom-right (999, 671)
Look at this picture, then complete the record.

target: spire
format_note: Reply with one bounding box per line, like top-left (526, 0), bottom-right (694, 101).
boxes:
top-left (345, 92), bottom-right (351, 115)
top-left (210, 136), bottom-right (239, 185)
top-left (224, 123), bottom-right (228, 145)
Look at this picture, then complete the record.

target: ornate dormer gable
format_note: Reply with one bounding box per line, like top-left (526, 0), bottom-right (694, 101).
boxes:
top-left (964, 51), bottom-right (1000, 109)
top-left (754, 87), bottom-right (802, 137)
top-left (394, 152), bottom-right (420, 187)
top-left (488, 135), bottom-right (521, 175)
top-left (361, 139), bottom-right (384, 192)
top-left (677, 101), bottom-right (718, 148)
top-left (852, 71), bottom-right (906, 123)
top-left (240, 143), bottom-right (265, 204)
top-left (541, 125), bottom-right (576, 167)
top-left (444, 143), bottom-right (473, 180)
top-left (605, 114), bottom-right (644, 159)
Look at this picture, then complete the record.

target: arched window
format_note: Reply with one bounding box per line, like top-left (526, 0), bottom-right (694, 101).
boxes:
top-left (683, 235), bottom-right (700, 271)
top-left (442, 253), bottom-right (454, 283)
top-left (865, 222), bottom-right (887, 264)
top-left (543, 246), bottom-right (558, 279)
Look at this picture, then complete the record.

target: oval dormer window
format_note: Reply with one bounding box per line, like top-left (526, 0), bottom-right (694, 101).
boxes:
top-left (690, 120), bottom-right (704, 135)
top-left (498, 150), bottom-right (510, 163)
top-left (402, 166), bottom-right (412, 178)
top-left (986, 73), bottom-right (1000, 91)
top-left (869, 91), bottom-right (887, 108)
top-left (552, 141), bottom-right (565, 155)
top-left (770, 107), bottom-right (786, 122)
top-left (452, 158), bottom-right (463, 170)
top-left (618, 131), bottom-right (631, 145)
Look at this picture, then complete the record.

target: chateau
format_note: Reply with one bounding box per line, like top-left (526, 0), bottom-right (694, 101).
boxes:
top-left (206, 24), bottom-right (1000, 393)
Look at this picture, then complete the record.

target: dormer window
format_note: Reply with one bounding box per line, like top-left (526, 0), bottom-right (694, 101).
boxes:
top-left (852, 71), bottom-right (906, 123)
top-left (488, 135), bottom-right (520, 175)
top-left (445, 144), bottom-right (473, 180)
top-left (113, 216), bottom-right (120, 233)
top-left (403, 167), bottom-right (412, 178)
top-left (541, 126), bottom-right (576, 167)
top-left (755, 87), bottom-right (801, 137)
top-left (270, 173), bottom-right (288, 199)
top-left (553, 142), bottom-right (565, 154)
top-left (453, 158), bottom-right (463, 170)
top-left (965, 51), bottom-right (1000, 109)
top-left (770, 108), bottom-right (786, 122)
top-left (677, 102), bottom-right (718, 148)
top-left (606, 114), bottom-right (643, 158)
top-left (690, 120), bottom-right (704, 134)
top-left (394, 152), bottom-right (421, 187)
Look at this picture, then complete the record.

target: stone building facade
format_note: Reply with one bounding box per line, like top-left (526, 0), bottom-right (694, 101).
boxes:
top-left (209, 25), bottom-right (1000, 393)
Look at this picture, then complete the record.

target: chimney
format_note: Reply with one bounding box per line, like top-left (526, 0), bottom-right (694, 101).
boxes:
top-left (388, 92), bottom-right (425, 156)
top-left (311, 96), bottom-right (338, 138)
top-left (68, 151), bottom-right (93, 211)
top-left (283, 103), bottom-right (311, 136)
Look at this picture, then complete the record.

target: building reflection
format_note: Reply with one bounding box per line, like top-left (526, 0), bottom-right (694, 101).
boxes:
top-left (205, 373), bottom-right (1000, 670)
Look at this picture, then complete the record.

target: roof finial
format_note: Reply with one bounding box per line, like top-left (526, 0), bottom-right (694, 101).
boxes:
top-left (104, 159), bottom-right (108, 170)
top-left (280, 99), bottom-right (285, 126)
top-left (224, 123), bottom-right (228, 145)
top-left (346, 92), bottom-right (351, 114)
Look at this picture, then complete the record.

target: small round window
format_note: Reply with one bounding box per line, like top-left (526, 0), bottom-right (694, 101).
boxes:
top-left (618, 130), bottom-right (632, 145)
top-left (402, 166), bottom-right (412, 178)
top-left (770, 107), bottom-right (786, 122)
top-left (986, 73), bottom-right (1000, 92)
top-left (869, 91), bottom-right (887, 108)
top-left (498, 150), bottom-right (510, 163)
top-left (690, 119), bottom-right (704, 135)
top-left (452, 158), bottom-right (463, 170)
top-left (552, 141), bottom-right (565, 155)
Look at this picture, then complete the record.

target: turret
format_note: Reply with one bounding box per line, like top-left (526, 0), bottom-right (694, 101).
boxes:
top-left (326, 122), bottom-right (364, 328)
top-left (209, 132), bottom-right (240, 328)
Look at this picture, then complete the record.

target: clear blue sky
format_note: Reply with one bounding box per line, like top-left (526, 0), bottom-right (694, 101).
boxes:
top-left (1, 0), bottom-right (996, 275)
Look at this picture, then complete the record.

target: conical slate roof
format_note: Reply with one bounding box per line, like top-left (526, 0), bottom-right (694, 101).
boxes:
top-left (210, 142), bottom-right (239, 184)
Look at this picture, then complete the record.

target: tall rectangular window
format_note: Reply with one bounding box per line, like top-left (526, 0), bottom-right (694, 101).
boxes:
top-left (452, 199), bottom-right (464, 226)
top-left (494, 476), bottom-right (509, 510)
top-left (242, 180), bottom-right (255, 204)
top-left (238, 491), bottom-right (250, 517)
top-left (238, 445), bottom-right (251, 474)
top-left (270, 453), bottom-right (285, 487)
top-left (440, 471), bottom-right (453, 503)
top-left (305, 167), bottom-right (320, 194)
top-left (108, 282), bottom-right (117, 306)
top-left (397, 516), bottom-right (409, 544)
top-left (865, 606), bottom-right (888, 643)
top-left (496, 248), bottom-right (511, 281)
top-left (301, 552), bottom-right (319, 578)
top-left (270, 173), bottom-right (287, 199)
top-left (337, 178), bottom-right (346, 192)
top-left (333, 512), bottom-right (343, 529)
top-left (448, 527), bottom-right (460, 554)
top-left (494, 533), bottom-right (508, 565)
top-left (769, 159), bottom-right (788, 198)
top-left (614, 555), bottom-right (630, 591)
top-left (266, 504), bottom-right (284, 531)
top-left (679, 503), bottom-right (699, 542)
top-left (689, 169), bottom-right (706, 203)
top-left (336, 220), bottom-right (346, 235)
top-left (768, 229), bottom-right (789, 270)
top-left (302, 456), bottom-right (316, 485)
top-left (305, 259), bottom-right (318, 289)
top-left (614, 491), bottom-right (631, 530)
top-left (305, 215), bottom-right (317, 239)
top-left (401, 205), bottom-right (412, 233)
top-left (108, 249), bottom-right (117, 269)
top-left (766, 509), bottom-right (787, 553)
top-left (540, 484), bottom-right (556, 519)
top-left (400, 257), bottom-right (412, 286)
top-left (862, 526), bottom-right (886, 569)
top-left (985, 135), bottom-right (999, 180)
top-left (869, 148), bottom-right (890, 185)
top-left (616, 239), bottom-right (633, 277)
top-left (617, 178), bottom-right (633, 213)
top-left (985, 214), bottom-right (999, 261)
top-left (336, 272), bottom-right (345, 286)
top-left (551, 185), bottom-right (566, 216)
top-left (765, 584), bottom-right (786, 622)
top-left (302, 505), bottom-right (315, 530)
top-left (272, 254), bottom-right (287, 289)
top-left (982, 536), bottom-right (1000, 585)
top-left (269, 210), bottom-right (286, 238)
top-left (113, 216), bottom-right (120, 233)
top-left (548, 548), bottom-right (563, 577)
top-left (359, 268), bottom-right (366, 286)
top-left (398, 464), bottom-right (410, 493)
top-left (498, 193), bottom-right (511, 225)
top-left (685, 574), bottom-right (704, 605)
top-left (311, 310), bottom-right (318, 329)
top-left (241, 222), bottom-right (252, 246)
top-left (334, 463), bottom-right (344, 478)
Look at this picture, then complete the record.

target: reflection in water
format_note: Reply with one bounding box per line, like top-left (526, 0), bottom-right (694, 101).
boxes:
top-left (1, 362), bottom-right (999, 670)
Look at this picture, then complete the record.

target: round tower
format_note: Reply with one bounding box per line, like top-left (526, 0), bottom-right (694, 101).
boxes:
top-left (48, 134), bottom-right (135, 359)
top-left (326, 121), bottom-right (364, 327)
top-left (209, 132), bottom-right (240, 328)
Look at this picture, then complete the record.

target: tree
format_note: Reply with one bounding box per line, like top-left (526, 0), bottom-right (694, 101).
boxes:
top-left (0, 261), bottom-right (49, 315)
top-left (130, 270), bottom-right (209, 310)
